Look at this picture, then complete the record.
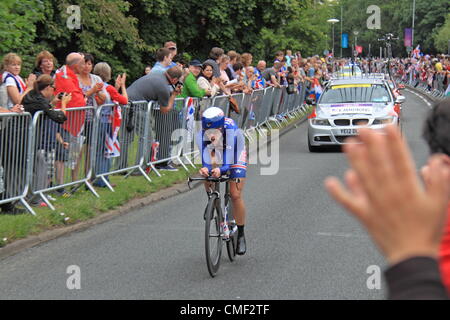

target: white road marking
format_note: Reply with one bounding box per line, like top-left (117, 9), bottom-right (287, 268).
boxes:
top-left (316, 232), bottom-right (369, 239)
top-left (405, 88), bottom-right (432, 108)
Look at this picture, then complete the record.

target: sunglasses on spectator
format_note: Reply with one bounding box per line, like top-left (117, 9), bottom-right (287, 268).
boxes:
top-left (168, 47), bottom-right (177, 51)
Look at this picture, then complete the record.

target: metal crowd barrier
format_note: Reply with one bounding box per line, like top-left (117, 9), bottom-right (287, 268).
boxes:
top-left (1, 84), bottom-right (309, 215)
top-left (30, 106), bottom-right (99, 210)
top-left (146, 99), bottom-right (190, 176)
top-left (244, 89), bottom-right (265, 139)
top-left (238, 92), bottom-right (253, 131)
top-left (212, 95), bottom-right (230, 116)
top-left (180, 97), bottom-right (200, 170)
top-left (257, 87), bottom-right (274, 133)
top-left (0, 112), bottom-right (35, 215)
top-left (91, 101), bottom-right (152, 192)
top-left (228, 93), bottom-right (244, 128)
top-left (396, 68), bottom-right (448, 100)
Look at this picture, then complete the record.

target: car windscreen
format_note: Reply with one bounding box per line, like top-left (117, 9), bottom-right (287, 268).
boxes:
top-left (319, 84), bottom-right (392, 104)
top-left (341, 66), bottom-right (361, 73)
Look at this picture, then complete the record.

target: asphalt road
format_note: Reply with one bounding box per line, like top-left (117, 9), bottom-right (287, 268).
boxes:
top-left (0, 90), bottom-right (432, 300)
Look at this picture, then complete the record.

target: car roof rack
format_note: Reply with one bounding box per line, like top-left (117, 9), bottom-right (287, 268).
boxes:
top-left (330, 72), bottom-right (389, 81)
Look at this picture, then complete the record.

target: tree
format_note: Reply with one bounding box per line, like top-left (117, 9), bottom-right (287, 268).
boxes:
top-left (434, 13), bottom-right (450, 53)
top-left (0, 0), bottom-right (45, 73)
top-left (334, 0), bottom-right (449, 57)
top-left (34, 0), bottom-right (148, 82)
top-left (251, 0), bottom-right (334, 61)
top-left (128, 0), bottom-right (301, 62)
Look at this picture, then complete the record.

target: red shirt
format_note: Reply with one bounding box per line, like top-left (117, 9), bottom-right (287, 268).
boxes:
top-left (54, 66), bottom-right (86, 108)
top-left (54, 66), bottom-right (86, 136)
top-left (439, 203), bottom-right (450, 293)
top-left (106, 85), bottom-right (128, 105)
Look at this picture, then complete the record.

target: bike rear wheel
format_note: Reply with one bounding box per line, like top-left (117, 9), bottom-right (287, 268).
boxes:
top-left (205, 194), bottom-right (223, 277)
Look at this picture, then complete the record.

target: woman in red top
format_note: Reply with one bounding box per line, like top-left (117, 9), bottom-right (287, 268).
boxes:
top-left (92, 62), bottom-right (128, 188)
top-left (440, 204), bottom-right (450, 291)
top-left (423, 99), bottom-right (450, 293)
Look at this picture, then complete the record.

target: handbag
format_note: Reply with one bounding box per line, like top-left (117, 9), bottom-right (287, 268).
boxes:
top-left (229, 96), bottom-right (240, 114)
top-left (126, 101), bottom-right (135, 132)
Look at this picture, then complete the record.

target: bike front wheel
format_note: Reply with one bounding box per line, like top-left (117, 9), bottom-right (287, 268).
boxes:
top-left (226, 203), bottom-right (237, 262)
top-left (205, 194), bottom-right (223, 277)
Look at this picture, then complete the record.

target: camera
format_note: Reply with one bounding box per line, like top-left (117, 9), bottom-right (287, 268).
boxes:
top-left (172, 81), bottom-right (183, 93)
top-left (57, 92), bottom-right (66, 99)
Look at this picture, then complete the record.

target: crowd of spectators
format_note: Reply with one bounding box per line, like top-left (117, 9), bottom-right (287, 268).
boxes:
top-left (2, 43), bottom-right (450, 300)
top-left (0, 42), bottom-right (338, 211)
top-left (9, 43), bottom-right (449, 211)
top-left (0, 50), bottom-right (129, 208)
top-left (330, 54), bottom-right (450, 96)
top-left (391, 54), bottom-right (450, 95)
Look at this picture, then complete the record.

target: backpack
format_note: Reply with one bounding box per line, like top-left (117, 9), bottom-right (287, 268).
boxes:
top-left (0, 80), bottom-right (8, 109)
top-left (0, 75), bottom-right (9, 131)
top-left (0, 73), bottom-right (23, 108)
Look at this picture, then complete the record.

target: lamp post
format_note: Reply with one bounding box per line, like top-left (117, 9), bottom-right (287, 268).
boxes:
top-left (353, 30), bottom-right (359, 58)
top-left (340, 6), bottom-right (343, 58)
top-left (412, 0), bottom-right (416, 47)
top-left (327, 18), bottom-right (340, 57)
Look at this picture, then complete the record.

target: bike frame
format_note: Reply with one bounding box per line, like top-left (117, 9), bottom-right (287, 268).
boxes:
top-left (188, 175), bottom-right (239, 276)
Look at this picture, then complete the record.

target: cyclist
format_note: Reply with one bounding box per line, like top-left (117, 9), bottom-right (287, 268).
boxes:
top-left (197, 107), bottom-right (248, 255)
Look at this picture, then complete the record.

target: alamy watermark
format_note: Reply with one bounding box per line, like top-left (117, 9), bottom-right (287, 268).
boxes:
top-left (66, 265), bottom-right (81, 290)
top-left (366, 5), bottom-right (381, 30)
top-left (366, 265), bottom-right (381, 290)
top-left (66, 5), bottom-right (81, 30)
top-left (170, 124), bottom-right (280, 176)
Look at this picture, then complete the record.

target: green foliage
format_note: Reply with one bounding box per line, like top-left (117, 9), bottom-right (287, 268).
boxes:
top-left (2, 0), bottom-right (445, 82)
top-left (0, 0), bottom-right (339, 80)
top-left (248, 0), bottom-right (334, 62)
top-left (34, 0), bottom-right (148, 83)
top-left (0, 0), bottom-right (45, 73)
top-left (334, 0), bottom-right (449, 57)
top-left (128, 0), bottom-right (301, 62)
top-left (434, 14), bottom-right (450, 53)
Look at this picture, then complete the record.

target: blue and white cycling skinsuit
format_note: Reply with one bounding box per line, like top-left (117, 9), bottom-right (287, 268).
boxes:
top-left (196, 117), bottom-right (247, 179)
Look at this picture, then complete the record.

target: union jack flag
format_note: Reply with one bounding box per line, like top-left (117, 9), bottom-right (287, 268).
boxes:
top-left (254, 78), bottom-right (265, 89)
top-left (412, 45), bottom-right (421, 59)
top-left (312, 78), bottom-right (323, 101)
top-left (105, 104), bottom-right (122, 158)
top-left (185, 97), bottom-right (195, 143)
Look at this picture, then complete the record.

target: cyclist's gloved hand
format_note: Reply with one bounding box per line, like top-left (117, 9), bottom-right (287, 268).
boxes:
top-left (211, 168), bottom-right (221, 178)
top-left (199, 167), bottom-right (210, 177)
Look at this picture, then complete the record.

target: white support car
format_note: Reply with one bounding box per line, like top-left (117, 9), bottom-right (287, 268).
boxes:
top-left (307, 78), bottom-right (405, 152)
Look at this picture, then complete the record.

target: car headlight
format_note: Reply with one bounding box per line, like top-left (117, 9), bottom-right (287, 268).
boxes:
top-left (312, 119), bottom-right (330, 126)
top-left (373, 117), bottom-right (394, 125)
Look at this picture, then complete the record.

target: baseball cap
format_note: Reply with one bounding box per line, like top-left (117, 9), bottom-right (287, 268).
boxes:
top-left (189, 59), bottom-right (203, 67)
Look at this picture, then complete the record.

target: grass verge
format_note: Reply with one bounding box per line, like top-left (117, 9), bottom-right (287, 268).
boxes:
top-left (0, 165), bottom-right (199, 247)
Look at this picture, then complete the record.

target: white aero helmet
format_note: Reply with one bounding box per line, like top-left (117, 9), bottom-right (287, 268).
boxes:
top-left (202, 107), bottom-right (225, 129)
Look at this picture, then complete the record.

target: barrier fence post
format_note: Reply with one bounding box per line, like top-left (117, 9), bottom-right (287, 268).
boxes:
top-left (147, 98), bottom-right (190, 173)
top-left (30, 106), bottom-right (100, 210)
top-left (1, 81), bottom-right (313, 216)
top-left (0, 112), bottom-right (36, 215)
